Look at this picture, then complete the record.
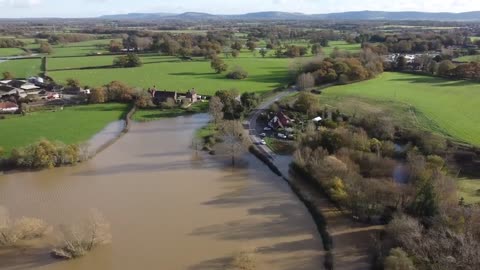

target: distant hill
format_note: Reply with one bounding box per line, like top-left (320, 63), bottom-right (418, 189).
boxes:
top-left (99, 10), bottom-right (480, 21)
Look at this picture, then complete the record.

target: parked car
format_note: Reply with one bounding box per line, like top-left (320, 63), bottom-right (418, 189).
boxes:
top-left (260, 140), bottom-right (267, 145)
top-left (277, 133), bottom-right (287, 139)
top-left (259, 133), bottom-right (266, 137)
top-left (263, 127), bottom-right (272, 131)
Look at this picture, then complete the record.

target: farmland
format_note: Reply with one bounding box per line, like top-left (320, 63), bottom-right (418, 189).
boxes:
top-left (0, 38), bottom-right (361, 95)
top-left (322, 72), bottom-right (480, 146)
top-left (48, 52), bottom-right (293, 95)
top-left (0, 58), bottom-right (42, 78)
top-left (0, 48), bottom-right (25, 57)
top-left (0, 103), bottom-right (129, 155)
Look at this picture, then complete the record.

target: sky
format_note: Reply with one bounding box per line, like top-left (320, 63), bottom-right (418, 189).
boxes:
top-left (1, 0), bottom-right (480, 18)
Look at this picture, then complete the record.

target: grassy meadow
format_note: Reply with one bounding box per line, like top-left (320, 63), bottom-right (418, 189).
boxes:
top-left (322, 72), bottom-right (480, 146)
top-left (0, 37), bottom-right (361, 95)
top-left (48, 52), bottom-right (293, 95)
top-left (0, 103), bottom-right (128, 155)
top-left (0, 48), bottom-right (26, 57)
top-left (0, 58), bottom-right (42, 78)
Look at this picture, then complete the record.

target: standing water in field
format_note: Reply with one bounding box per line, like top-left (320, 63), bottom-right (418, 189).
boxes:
top-left (0, 114), bottom-right (324, 270)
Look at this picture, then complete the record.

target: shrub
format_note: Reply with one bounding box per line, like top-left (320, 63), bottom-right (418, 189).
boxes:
top-left (228, 250), bottom-right (257, 270)
top-left (226, 66), bottom-right (248, 80)
top-left (10, 139), bottom-right (83, 169)
top-left (51, 209), bottom-right (111, 260)
top-left (135, 91), bottom-right (154, 109)
top-left (113, 53), bottom-right (142, 68)
top-left (0, 206), bottom-right (49, 246)
top-left (384, 248), bottom-right (416, 270)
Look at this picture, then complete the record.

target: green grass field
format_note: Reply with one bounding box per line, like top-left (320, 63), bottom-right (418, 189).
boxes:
top-left (0, 58), bottom-right (42, 78)
top-left (0, 48), bottom-right (25, 57)
top-left (49, 39), bottom-right (113, 57)
top-left (0, 103), bottom-right (128, 155)
top-left (458, 178), bottom-right (480, 204)
top-left (324, 41), bottom-right (361, 55)
top-left (0, 38), bottom-right (361, 94)
top-left (48, 51), bottom-right (292, 95)
top-left (322, 72), bottom-right (480, 146)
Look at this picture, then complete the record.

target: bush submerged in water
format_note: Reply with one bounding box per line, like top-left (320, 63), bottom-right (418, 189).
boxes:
top-left (10, 139), bottom-right (84, 169)
top-left (51, 209), bottom-right (112, 260)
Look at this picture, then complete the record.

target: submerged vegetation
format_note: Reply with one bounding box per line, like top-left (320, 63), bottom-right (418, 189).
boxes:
top-left (0, 206), bottom-right (111, 260)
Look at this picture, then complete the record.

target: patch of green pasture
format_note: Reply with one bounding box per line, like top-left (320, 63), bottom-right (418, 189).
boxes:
top-left (0, 103), bottom-right (129, 155)
top-left (323, 72), bottom-right (480, 146)
top-left (454, 55), bottom-right (480, 63)
top-left (0, 58), bottom-right (42, 78)
top-left (0, 48), bottom-right (25, 57)
top-left (50, 39), bottom-right (113, 57)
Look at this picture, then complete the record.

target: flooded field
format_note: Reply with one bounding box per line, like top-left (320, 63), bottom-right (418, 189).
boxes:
top-left (0, 114), bottom-right (323, 270)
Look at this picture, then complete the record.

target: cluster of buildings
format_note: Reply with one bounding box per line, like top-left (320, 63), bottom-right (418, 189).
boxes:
top-left (147, 87), bottom-right (203, 105)
top-left (0, 77), bottom-right (65, 114)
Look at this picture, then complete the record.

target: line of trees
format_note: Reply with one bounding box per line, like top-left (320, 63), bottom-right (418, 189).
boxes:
top-left (357, 32), bottom-right (475, 53)
top-left (0, 38), bottom-right (25, 48)
top-left (8, 139), bottom-right (86, 169)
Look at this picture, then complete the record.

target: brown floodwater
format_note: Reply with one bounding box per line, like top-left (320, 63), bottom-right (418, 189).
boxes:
top-left (0, 114), bottom-right (323, 270)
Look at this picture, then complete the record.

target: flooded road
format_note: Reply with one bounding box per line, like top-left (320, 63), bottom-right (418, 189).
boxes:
top-left (0, 114), bottom-right (323, 270)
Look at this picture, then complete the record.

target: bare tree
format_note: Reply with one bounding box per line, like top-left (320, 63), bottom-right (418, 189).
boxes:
top-left (216, 120), bottom-right (249, 167)
top-left (209, 96), bottom-right (224, 125)
top-left (296, 72), bottom-right (315, 90)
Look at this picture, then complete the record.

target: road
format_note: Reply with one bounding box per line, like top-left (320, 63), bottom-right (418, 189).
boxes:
top-left (246, 89), bottom-right (295, 160)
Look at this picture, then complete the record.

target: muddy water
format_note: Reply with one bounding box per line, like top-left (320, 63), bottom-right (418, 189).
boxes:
top-left (0, 114), bottom-right (323, 270)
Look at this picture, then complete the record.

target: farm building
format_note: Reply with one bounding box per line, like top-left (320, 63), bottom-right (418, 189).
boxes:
top-left (149, 89), bottom-right (178, 104)
top-left (0, 101), bottom-right (18, 113)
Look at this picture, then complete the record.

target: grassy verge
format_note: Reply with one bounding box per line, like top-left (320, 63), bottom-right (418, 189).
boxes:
top-left (264, 137), bottom-right (296, 155)
top-left (0, 103), bottom-right (129, 156)
top-left (132, 102), bottom-right (208, 122)
top-left (458, 178), bottom-right (480, 205)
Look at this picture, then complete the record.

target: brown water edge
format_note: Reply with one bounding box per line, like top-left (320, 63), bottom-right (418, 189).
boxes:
top-left (0, 113), bottom-right (324, 270)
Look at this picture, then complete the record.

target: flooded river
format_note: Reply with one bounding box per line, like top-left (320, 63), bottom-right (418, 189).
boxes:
top-left (0, 114), bottom-right (323, 270)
